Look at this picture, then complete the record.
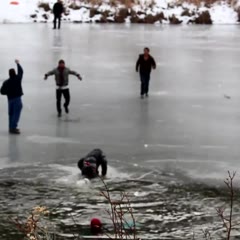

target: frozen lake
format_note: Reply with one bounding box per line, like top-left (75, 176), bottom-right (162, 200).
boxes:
top-left (1, 24), bottom-right (240, 239)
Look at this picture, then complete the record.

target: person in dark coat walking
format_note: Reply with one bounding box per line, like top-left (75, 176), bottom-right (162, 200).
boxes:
top-left (53, 0), bottom-right (64, 29)
top-left (44, 59), bottom-right (82, 117)
top-left (78, 149), bottom-right (108, 179)
top-left (136, 47), bottom-right (156, 98)
top-left (0, 60), bottom-right (24, 134)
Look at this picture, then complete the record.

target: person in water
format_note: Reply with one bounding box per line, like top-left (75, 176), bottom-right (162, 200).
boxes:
top-left (78, 149), bottom-right (108, 179)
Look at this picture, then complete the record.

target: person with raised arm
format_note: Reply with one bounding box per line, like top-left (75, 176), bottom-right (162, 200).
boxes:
top-left (1, 59), bottom-right (24, 134)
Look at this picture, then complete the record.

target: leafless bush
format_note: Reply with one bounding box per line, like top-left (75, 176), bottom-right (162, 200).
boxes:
top-left (12, 178), bottom-right (138, 240)
top-left (10, 206), bottom-right (54, 240)
top-left (176, 0), bottom-right (226, 6)
top-left (100, 178), bottom-right (138, 239)
top-left (216, 171), bottom-right (237, 240)
top-left (38, 2), bottom-right (51, 12)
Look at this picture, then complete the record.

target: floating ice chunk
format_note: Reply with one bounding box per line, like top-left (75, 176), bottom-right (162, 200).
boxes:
top-left (146, 209), bottom-right (154, 213)
top-left (134, 191), bottom-right (149, 197)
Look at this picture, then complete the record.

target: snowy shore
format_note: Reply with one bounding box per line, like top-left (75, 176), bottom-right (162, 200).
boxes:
top-left (0, 0), bottom-right (239, 24)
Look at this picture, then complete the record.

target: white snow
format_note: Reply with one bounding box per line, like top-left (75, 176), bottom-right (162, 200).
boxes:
top-left (0, 0), bottom-right (239, 24)
top-left (209, 2), bottom-right (238, 24)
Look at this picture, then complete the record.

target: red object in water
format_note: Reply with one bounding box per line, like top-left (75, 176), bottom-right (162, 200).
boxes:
top-left (10, 1), bottom-right (19, 5)
top-left (90, 218), bottom-right (102, 232)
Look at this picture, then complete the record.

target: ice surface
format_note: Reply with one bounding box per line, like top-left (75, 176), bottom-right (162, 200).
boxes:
top-left (1, 24), bottom-right (240, 181)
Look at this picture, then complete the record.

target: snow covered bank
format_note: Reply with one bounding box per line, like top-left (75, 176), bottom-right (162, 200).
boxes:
top-left (0, 0), bottom-right (239, 24)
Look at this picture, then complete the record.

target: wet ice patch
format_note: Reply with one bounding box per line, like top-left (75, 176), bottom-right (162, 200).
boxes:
top-left (145, 158), bottom-right (240, 181)
top-left (27, 135), bottom-right (79, 144)
top-left (49, 164), bottom-right (83, 186)
top-left (145, 144), bottom-right (186, 149)
top-left (155, 91), bottom-right (169, 96)
top-left (191, 104), bottom-right (203, 108)
top-left (156, 120), bottom-right (165, 123)
top-left (61, 116), bottom-right (81, 123)
top-left (52, 164), bottom-right (130, 186)
top-left (134, 191), bottom-right (149, 197)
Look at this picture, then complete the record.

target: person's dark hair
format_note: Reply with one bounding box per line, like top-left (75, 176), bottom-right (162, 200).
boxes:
top-left (9, 68), bottom-right (16, 78)
top-left (144, 47), bottom-right (150, 52)
top-left (82, 166), bottom-right (96, 179)
top-left (78, 158), bottom-right (84, 169)
top-left (58, 59), bottom-right (65, 64)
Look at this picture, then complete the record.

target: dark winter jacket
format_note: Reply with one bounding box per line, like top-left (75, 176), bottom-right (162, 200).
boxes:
top-left (78, 149), bottom-right (108, 178)
top-left (0, 64), bottom-right (23, 100)
top-left (45, 67), bottom-right (81, 87)
top-left (53, 2), bottom-right (64, 16)
top-left (136, 54), bottom-right (156, 74)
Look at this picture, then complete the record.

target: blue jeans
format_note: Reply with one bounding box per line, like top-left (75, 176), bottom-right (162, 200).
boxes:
top-left (140, 72), bottom-right (150, 95)
top-left (8, 97), bottom-right (23, 130)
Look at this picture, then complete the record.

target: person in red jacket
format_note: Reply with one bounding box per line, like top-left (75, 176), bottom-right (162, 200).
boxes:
top-left (136, 47), bottom-right (156, 99)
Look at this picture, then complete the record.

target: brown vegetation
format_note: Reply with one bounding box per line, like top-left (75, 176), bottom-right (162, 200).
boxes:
top-left (42, 14), bottom-right (49, 20)
top-left (68, 3), bottom-right (82, 10)
top-left (237, 7), bottom-right (240, 21)
top-left (169, 14), bottom-right (183, 24)
top-left (194, 10), bottom-right (212, 24)
top-left (89, 8), bottom-right (101, 17)
top-left (181, 8), bottom-right (193, 16)
top-left (38, 2), bottom-right (51, 12)
top-left (177, 0), bottom-right (227, 6)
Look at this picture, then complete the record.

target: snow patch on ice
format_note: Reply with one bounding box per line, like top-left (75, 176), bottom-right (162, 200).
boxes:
top-left (27, 135), bottom-right (80, 144)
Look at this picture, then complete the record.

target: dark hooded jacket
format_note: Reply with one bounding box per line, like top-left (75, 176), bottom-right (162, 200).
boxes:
top-left (136, 54), bottom-right (156, 74)
top-left (53, 2), bottom-right (64, 16)
top-left (78, 149), bottom-right (108, 178)
top-left (0, 64), bottom-right (23, 100)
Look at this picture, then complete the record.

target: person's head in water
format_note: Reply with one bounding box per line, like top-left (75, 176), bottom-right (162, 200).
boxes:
top-left (81, 157), bottom-right (97, 179)
top-left (144, 47), bottom-right (150, 56)
top-left (82, 166), bottom-right (96, 179)
top-left (58, 59), bottom-right (65, 69)
top-left (9, 68), bottom-right (16, 78)
top-left (90, 218), bottom-right (102, 235)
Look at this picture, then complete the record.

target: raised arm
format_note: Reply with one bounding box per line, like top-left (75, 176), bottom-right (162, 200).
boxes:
top-left (44, 69), bottom-right (56, 79)
top-left (136, 55), bottom-right (141, 72)
top-left (69, 69), bottom-right (82, 80)
top-left (15, 60), bottom-right (23, 81)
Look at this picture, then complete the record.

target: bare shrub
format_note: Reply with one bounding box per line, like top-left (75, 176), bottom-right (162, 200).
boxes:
top-left (68, 3), bottom-right (82, 10)
top-left (38, 2), bottom-right (51, 12)
top-left (194, 10), bottom-right (212, 24)
top-left (169, 14), bottom-right (183, 24)
top-left (10, 206), bottom-right (52, 240)
top-left (216, 171), bottom-right (236, 240)
top-left (12, 178), bottom-right (138, 240)
top-left (100, 179), bottom-right (138, 239)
